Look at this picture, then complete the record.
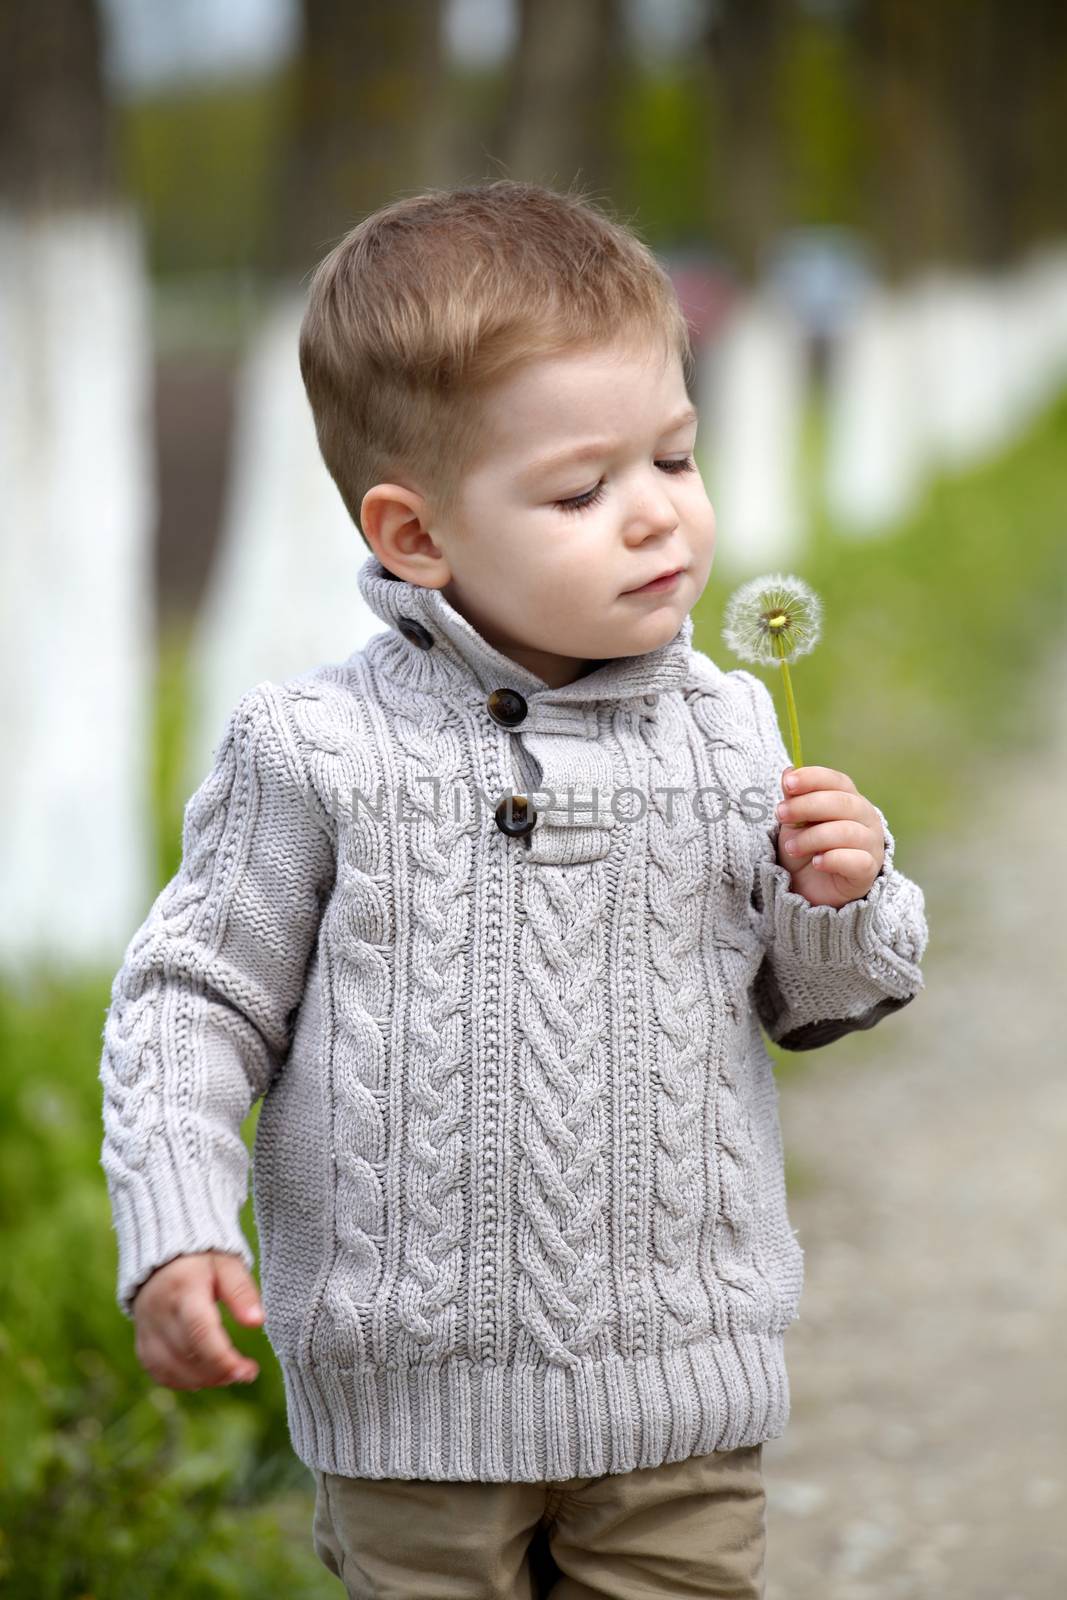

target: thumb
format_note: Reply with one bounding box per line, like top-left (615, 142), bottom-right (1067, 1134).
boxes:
top-left (213, 1253), bottom-right (264, 1324)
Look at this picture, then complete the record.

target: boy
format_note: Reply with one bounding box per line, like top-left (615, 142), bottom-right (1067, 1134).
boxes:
top-left (99, 180), bottom-right (927, 1599)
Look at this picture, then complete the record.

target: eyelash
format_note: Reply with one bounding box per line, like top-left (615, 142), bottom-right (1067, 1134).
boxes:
top-left (553, 456), bottom-right (696, 516)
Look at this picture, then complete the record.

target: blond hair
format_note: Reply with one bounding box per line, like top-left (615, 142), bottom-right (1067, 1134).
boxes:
top-left (298, 178), bottom-right (694, 543)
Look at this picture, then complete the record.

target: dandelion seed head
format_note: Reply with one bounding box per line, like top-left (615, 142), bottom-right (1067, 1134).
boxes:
top-left (721, 572), bottom-right (823, 666)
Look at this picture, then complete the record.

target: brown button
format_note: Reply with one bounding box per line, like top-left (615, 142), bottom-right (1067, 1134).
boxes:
top-left (397, 617), bottom-right (434, 650)
top-left (494, 793), bottom-right (537, 837)
top-left (487, 688), bottom-right (528, 727)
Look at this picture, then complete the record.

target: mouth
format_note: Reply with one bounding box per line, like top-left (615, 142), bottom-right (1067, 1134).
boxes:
top-left (623, 566), bottom-right (686, 595)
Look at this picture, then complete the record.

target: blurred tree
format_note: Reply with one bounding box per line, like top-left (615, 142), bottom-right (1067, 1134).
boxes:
top-left (851, 0), bottom-right (1067, 276)
top-left (694, 1), bottom-right (806, 569)
top-left (119, 75), bottom-right (292, 279)
top-left (268, 0), bottom-right (453, 280)
top-left (190, 1), bottom-right (468, 790)
top-left (609, 51), bottom-right (717, 253)
top-left (944, 0), bottom-right (1067, 263)
top-left (0, 0), bottom-right (118, 206)
top-left (1019, 1), bottom-right (1067, 249)
top-left (492, 0), bottom-right (628, 196)
top-left (0, 0), bottom-right (156, 968)
top-left (851, 0), bottom-right (968, 279)
top-left (700, 0), bottom-right (791, 285)
top-left (779, 1), bottom-right (866, 230)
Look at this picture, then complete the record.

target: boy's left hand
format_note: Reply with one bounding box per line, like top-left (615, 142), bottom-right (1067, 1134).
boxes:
top-left (774, 765), bottom-right (886, 909)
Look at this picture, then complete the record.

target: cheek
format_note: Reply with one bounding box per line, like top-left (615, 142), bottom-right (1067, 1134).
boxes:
top-left (539, 513), bottom-right (606, 558)
top-left (683, 480), bottom-right (716, 542)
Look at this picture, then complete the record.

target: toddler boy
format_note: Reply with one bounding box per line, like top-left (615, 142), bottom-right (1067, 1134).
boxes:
top-left (99, 179), bottom-right (928, 1599)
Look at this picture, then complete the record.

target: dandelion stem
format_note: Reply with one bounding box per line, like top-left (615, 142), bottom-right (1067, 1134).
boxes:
top-left (773, 641), bottom-right (803, 770)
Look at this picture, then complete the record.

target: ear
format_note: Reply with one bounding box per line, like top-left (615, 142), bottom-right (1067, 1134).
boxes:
top-left (359, 482), bottom-right (444, 578)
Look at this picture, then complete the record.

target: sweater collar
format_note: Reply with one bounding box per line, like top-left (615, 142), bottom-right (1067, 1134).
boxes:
top-left (355, 553), bottom-right (694, 711)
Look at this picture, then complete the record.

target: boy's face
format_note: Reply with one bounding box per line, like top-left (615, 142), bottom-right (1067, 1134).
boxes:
top-left (365, 337), bottom-right (716, 689)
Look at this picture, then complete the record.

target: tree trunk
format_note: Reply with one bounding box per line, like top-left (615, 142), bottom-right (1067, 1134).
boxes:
top-left (700, 0), bottom-right (790, 287)
top-left (269, 0), bottom-right (451, 281)
top-left (493, 0), bottom-right (627, 198)
top-left (0, 0), bottom-right (155, 970)
top-left (0, 0), bottom-right (118, 208)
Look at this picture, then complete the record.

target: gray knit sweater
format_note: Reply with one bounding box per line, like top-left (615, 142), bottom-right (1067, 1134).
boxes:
top-left (99, 553), bottom-right (928, 1482)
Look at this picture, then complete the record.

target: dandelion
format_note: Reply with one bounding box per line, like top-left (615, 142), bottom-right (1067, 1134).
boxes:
top-left (721, 573), bottom-right (822, 770)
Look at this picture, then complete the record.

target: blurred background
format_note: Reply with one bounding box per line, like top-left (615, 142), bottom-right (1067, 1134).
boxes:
top-left (1, 1), bottom-right (1065, 1594)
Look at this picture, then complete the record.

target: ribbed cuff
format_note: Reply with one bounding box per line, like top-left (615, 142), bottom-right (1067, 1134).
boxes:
top-left (108, 1140), bottom-right (255, 1318)
top-left (754, 809), bottom-right (926, 992)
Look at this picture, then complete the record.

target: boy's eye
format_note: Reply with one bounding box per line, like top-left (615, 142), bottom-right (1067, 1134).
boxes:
top-left (553, 455), bottom-right (696, 516)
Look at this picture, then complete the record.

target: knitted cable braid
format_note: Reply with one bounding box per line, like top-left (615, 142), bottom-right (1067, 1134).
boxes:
top-left (641, 695), bottom-right (722, 1342)
top-left (515, 857), bottom-right (610, 1367)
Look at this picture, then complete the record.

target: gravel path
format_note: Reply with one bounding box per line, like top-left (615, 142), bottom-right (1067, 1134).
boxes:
top-left (763, 651), bottom-right (1067, 1599)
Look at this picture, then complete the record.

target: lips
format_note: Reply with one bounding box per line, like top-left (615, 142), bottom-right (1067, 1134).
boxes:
top-left (625, 567), bottom-right (684, 594)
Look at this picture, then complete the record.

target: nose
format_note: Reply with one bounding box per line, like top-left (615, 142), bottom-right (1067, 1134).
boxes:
top-left (623, 469), bottom-right (680, 540)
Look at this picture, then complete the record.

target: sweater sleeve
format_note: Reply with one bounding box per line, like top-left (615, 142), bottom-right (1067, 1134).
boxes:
top-left (736, 669), bottom-right (929, 1052)
top-left (98, 682), bottom-right (335, 1319)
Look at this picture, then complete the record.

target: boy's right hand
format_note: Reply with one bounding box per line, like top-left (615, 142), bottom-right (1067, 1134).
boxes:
top-left (131, 1251), bottom-right (263, 1390)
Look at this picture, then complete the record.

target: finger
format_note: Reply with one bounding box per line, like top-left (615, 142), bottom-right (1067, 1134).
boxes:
top-left (213, 1252), bottom-right (264, 1327)
top-left (780, 821), bottom-right (872, 860)
top-left (777, 790), bottom-right (868, 825)
top-left (158, 1319), bottom-right (258, 1388)
top-left (806, 847), bottom-right (879, 884)
top-left (176, 1297), bottom-right (259, 1386)
top-left (782, 765), bottom-right (857, 796)
top-left (136, 1329), bottom-right (195, 1390)
top-left (138, 1327), bottom-right (249, 1391)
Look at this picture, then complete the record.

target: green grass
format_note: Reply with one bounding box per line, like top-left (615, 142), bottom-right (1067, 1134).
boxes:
top-left (0, 967), bottom-right (333, 1594)
top-left (2, 383), bottom-right (1066, 1587)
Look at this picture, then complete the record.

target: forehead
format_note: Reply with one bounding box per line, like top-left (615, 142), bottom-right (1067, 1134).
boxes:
top-left (481, 340), bottom-right (691, 460)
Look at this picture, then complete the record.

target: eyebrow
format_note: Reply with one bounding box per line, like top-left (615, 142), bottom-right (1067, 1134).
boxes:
top-left (520, 405), bottom-right (699, 482)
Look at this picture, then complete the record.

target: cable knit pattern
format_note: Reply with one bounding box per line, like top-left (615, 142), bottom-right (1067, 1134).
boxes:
top-left (681, 675), bottom-right (774, 1335)
top-left (515, 859), bottom-right (610, 1368)
top-left (98, 554), bottom-right (928, 1481)
top-left (287, 670), bottom-right (392, 1371)
top-left (374, 658), bottom-right (473, 1366)
top-left (640, 697), bottom-right (720, 1340)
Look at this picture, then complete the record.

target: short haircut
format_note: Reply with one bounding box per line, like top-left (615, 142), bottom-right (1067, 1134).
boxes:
top-left (298, 178), bottom-right (694, 544)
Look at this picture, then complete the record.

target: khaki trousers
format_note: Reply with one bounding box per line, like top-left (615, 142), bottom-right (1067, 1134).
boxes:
top-left (311, 1442), bottom-right (765, 1599)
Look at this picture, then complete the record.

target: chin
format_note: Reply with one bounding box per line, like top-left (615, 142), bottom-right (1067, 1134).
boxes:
top-left (614, 613), bottom-right (680, 656)
top-left (634, 598), bottom-right (684, 624)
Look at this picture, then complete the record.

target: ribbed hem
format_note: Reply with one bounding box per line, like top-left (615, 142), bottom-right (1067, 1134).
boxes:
top-left (109, 1148), bottom-right (255, 1319)
top-left (278, 1332), bottom-right (790, 1482)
